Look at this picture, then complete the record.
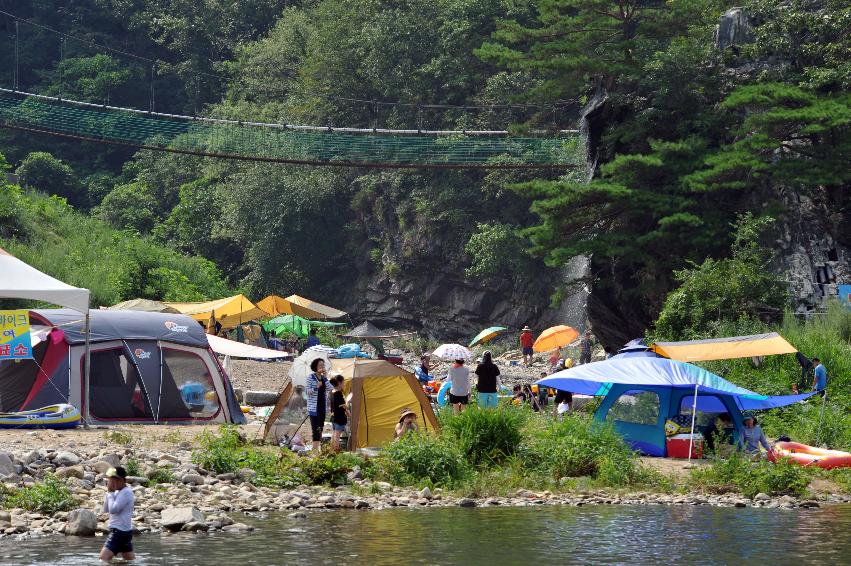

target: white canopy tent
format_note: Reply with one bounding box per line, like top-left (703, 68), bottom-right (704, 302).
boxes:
top-left (0, 248), bottom-right (92, 423)
top-left (207, 334), bottom-right (291, 359)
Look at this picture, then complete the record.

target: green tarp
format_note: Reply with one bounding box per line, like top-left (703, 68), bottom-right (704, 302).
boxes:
top-left (262, 315), bottom-right (346, 338)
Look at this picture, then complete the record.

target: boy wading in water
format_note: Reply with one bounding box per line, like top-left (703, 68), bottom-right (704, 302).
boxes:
top-left (100, 466), bottom-right (135, 562)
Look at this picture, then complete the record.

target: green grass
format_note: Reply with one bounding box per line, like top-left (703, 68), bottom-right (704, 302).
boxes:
top-left (0, 475), bottom-right (78, 514)
top-left (687, 452), bottom-right (811, 498)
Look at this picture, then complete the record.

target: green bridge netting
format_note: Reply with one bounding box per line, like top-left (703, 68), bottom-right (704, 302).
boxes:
top-left (0, 89), bottom-right (584, 169)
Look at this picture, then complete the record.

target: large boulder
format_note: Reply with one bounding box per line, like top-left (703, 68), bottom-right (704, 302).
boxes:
top-left (53, 451), bottom-right (81, 467)
top-left (160, 507), bottom-right (205, 531)
top-left (66, 509), bottom-right (97, 536)
top-left (0, 452), bottom-right (15, 477)
top-left (56, 465), bottom-right (85, 480)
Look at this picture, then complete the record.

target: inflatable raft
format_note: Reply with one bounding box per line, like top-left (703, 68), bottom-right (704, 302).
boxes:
top-left (769, 441), bottom-right (851, 469)
top-left (0, 404), bottom-right (81, 429)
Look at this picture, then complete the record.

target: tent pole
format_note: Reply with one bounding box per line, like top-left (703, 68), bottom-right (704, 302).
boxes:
top-left (83, 311), bottom-right (92, 428)
top-left (688, 383), bottom-right (698, 463)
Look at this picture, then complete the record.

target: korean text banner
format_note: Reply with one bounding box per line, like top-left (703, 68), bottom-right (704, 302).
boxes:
top-left (0, 310), bottom-right (33, 359)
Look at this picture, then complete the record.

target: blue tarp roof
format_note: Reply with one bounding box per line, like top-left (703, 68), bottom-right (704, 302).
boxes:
top-left (537, 353), bottom-right (815, 411)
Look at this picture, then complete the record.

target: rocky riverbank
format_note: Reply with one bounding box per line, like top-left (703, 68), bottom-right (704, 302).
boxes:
top-left (0, 443), bottom-right (849, 540)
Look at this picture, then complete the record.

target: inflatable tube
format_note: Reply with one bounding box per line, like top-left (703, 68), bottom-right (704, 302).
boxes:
top-left (437, 381), bottom-right (452, 407)
top-left (0, 404), bottom-right (81, 429)
top-left (769, 441), bottom-right (851, 469)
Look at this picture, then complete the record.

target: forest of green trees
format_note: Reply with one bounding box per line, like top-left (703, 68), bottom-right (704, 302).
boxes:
top-left (0, 0), bottom-right (847, 341)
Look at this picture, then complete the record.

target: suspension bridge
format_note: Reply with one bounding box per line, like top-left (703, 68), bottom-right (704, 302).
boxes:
top-left (0, 9), bottom-right (584, 169)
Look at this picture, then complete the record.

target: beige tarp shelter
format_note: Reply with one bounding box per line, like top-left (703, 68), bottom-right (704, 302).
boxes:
top-left (257, 295), bottom-right (327, 319)
top-left (285, 294), bottom-right (346, 319)
top-left (166, 294), bottom-right (267, 330)
top-left (109, 298), bottom-right (180, 314)
top-left (262, 358), bottom-right (438, 448)
top-left (651, 332), bottom-right (797, 362)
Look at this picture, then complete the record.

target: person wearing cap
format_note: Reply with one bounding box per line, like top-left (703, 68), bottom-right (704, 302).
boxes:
top-left (474, 351), bottom-right (500, 409)
top-left (579, 330), bottom-right (595, 365)
top-left (519, 326), bottom-right (534, 367)
top-left (738, 414), bottom-right (772, 457)
top-left (99, 466), bottom-right (135, 562)
top-left (395, 408), bottom-right (419, 440)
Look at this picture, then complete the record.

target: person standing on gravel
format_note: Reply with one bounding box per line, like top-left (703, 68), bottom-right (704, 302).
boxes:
top-left (307, 358), bottom-right (330, 451)
top-left (474, 351), bottom-right (500, 409)
top-left (520, 326), bottom-right (535, 367)
top-left (448, 359), bottom-right (471, 414)
top-left (579, 330), bottom-right (595, 365)
top-left (99, 466), bottom-right (135, 563)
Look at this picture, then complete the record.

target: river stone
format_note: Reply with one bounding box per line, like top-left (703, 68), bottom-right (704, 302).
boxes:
top-left (237, 468), bottom-right (256, 482)
top-left (753, 493), bottom-right (771, 501)
top-left (223, 522), bottom-right (253, 532)
top-left (126, 476), bottom-right (149, 486)
top-left (56, 465), bottom-right (85, 479)
top-left (54, 451), bottom-right (81, 466)
top-left (289, 512), bottom-right (307, 519)
top-left (418, 487), bottom-right (432, 500)
top-left (243, 390), bottom-right (279, 406)
top-left (0, 453), bottom-right (15, 477)
top-left (98, 453), bottom-right (121, 467)
top-left (181, 473), bottom-right (205, 486)
top-left (161, 507), bottom-right (205, 531)
top-left (182, 521), bottom-right (209, 532)
top-left (458, 498), bottom-right (476, 508)
top-left (66, 509), bottom-right (97, 536)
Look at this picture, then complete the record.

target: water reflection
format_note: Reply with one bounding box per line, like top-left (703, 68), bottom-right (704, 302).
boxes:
top-left (0, 504), bottom-right (848, 565)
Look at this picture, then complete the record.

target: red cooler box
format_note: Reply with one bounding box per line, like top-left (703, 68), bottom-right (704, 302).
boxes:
top-left (666, 433), bottom-right (704, 458)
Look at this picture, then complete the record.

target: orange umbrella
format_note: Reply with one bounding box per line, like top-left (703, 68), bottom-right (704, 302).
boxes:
top-left (533, 325), bottom-right (579, 353)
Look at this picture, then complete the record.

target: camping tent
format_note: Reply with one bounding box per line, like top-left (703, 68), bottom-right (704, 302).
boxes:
top-left (165, 294), bottom-right (267, 330)
top-left (651, 332), bottom-right (797, 362)
top-left (538, 350), bottom-right (814, 456)
top-left (0, 248), bottom-right (94, 423)
top-left (333, 358), bottom-right (439, 448)
top-left (343, 321), bottom-right (413, 357)
top-left (109, 299), bottom-right (180, 314)
top-left (257, 294), bottom-right (347, 320)
top-left (0, 309), bottom-right (246, 424)
top-left (262, 358), bottom-right (438, 448)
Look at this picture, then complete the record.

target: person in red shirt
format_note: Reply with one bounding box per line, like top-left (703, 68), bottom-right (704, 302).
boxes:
top-left (519, 326), bottom-right (535, 367)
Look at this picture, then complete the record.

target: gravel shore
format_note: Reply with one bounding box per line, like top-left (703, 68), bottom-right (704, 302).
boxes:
top-left (0, 439), bottom-right (847, 539)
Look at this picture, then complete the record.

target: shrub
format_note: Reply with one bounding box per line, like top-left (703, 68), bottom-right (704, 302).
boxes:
top-left (103, 429), bottom-right (133, 445)
top-left (299, 451), bottom-right (372, 486)
top-left (148, 468), bottom-right (177, 485)
top-left (380, 432), bottom-right (469, 487)
top-left (688, 452), bottom-right (810, 498)
top-left (443, 406), bottom-right (526, 466)
top-left (2, 475), bottom-right (78, 514)
top-left (523, 414), bottom-right (645, 486)
top-left (124, 458), bottom-right (141, 477)
top-left (193, 425), bottom-right (293, 487)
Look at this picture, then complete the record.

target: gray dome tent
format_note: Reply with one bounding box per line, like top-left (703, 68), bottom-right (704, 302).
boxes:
top-left (0, 309), bottom-right (245, 425)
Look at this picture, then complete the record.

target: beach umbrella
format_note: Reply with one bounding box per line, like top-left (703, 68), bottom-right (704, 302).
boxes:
top-left (289, 345), bottom-right (337, 387)
top-left (469, 326), bottom-right (508, 348)
top-left (533, 325), bottom-right (580, 353)
top-left (432, 343), bottom-right (473, 360)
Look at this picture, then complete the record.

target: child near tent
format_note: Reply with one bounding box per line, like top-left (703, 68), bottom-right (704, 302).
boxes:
top-left (395, 408), bottom-right (419, 440)
top-left (329, 376), bottom-right (350, 452)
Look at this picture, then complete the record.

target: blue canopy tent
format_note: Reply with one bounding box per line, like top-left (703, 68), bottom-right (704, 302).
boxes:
top-left (537, 351), bottom-right (816, 456)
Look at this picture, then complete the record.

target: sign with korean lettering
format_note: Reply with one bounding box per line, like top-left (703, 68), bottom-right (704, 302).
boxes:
top-left (0, 310), bottom-right (32, 359)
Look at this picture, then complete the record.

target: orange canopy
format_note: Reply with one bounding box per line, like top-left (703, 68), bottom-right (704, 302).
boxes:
top-left (652, 332), bottom-right (797, 362)
top-left (533, 325), bottom-right (580, 353)
top-left (257, 294), bottom-right (347, 320)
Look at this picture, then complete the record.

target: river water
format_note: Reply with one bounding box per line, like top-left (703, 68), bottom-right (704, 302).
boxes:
top-left (1, 504), bottom-right (849, 565)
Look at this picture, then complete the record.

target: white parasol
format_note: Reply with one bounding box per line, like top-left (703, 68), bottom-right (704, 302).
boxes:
top-left (432, 343), bottom-right (473, 361)
top-left (288, 345), bottom-right (337, 387)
